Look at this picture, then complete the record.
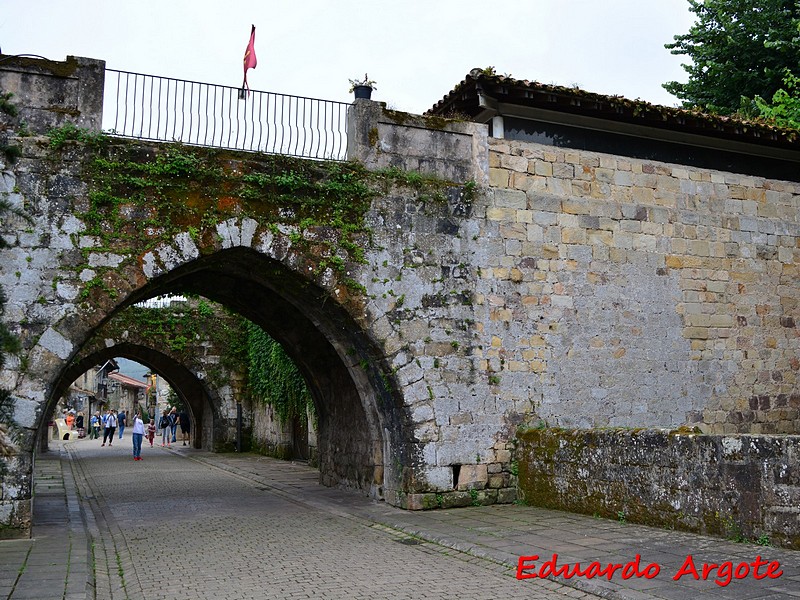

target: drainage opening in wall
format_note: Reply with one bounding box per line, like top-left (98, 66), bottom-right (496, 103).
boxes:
top-left (452, 464), bottom-right (461, 490)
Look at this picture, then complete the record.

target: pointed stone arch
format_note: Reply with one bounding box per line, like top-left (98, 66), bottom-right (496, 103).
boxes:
top-left (49, 342), bottom-right (222, 451)
top-left (21, 242), bottom-right (411, 504)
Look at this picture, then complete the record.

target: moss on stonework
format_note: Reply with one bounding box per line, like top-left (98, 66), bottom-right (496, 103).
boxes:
top-left (515, 427), bottom-right (798, 548)
top-left (43, 129), bottom-right (471, 306)
top-left (0, 55), bottom-right (80, 79)
top-left (83, 295), bottom-right (314, 426)
top-left (382, 109), bottom-right (461, 130)
top-left (92, 299), bottom-right (247, 391)
top-left (383, 109), bottom-right (412, 125)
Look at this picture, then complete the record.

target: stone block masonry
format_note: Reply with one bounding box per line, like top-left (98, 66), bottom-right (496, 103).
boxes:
top-left (484, 139), bottom-right (799, 435)
top-left (487, 136), bottom-right (800, 548)
top-left (0, 54), bottom-right (104, 135)
top-left (517, 428), bottom-right (800, 550)
top-left (1, 55), bottom-right (799, 536)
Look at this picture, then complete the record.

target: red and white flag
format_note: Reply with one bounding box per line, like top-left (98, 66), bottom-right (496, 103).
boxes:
top-left (241, 24), bottom-right (257, 98)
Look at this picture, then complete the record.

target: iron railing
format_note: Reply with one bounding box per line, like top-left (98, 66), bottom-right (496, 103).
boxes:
top-left (134, 295), bottom-right (188, 309)
top-left (103, 69), bottom-right (350, 160)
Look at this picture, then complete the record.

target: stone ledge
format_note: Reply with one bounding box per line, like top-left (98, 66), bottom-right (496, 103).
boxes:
top-left (517, 427), bottom-right (800, 549)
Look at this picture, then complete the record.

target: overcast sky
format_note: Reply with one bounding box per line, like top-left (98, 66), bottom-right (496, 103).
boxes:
top-left (2, 0), bottom-right (697, 114)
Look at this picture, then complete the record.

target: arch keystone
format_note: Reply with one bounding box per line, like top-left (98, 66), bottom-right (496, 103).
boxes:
top-left (217, 218), bottom-right (257, 249)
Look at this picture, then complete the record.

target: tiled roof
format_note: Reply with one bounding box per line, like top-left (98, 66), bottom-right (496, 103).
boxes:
top-left (426, 68), bottom-right (800, 150)
top-left (108, 372), bottom-right (148, 389)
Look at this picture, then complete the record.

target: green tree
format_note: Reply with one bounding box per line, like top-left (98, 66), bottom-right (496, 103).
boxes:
top-left (754, 69), bottom-right (800, 127)
top-left (664, 0), bottom-right (800, 114)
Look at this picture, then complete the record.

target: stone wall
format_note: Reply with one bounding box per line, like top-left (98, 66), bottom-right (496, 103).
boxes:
top-left (2, 55), bottom-right (799, 536)
top-left (483, 138), bottom-right (800, 434)
top-left (343, 104), bottom-right (520, 509)
top-left (517, 428), bottom-right (800, 549)
top-left (249, 403), bottom-right (317, 462)
top-left (0, 55), bottom-right (104, 135)
top-left (347, 100), bottom-right (489, 184)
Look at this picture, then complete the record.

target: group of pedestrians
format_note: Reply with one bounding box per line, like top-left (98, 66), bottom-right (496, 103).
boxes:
top-left (62, 410), bottom-right (87, 438)
top-left (156, 407), bottom-right (190, 448)
top-left (91, 408), bottom-right (119, 447)
top-left (81, 406), bottom-right (190, 460)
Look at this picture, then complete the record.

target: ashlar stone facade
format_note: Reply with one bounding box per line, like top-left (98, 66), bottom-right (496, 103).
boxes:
top-left (483, 139), bottom-right (799, 435)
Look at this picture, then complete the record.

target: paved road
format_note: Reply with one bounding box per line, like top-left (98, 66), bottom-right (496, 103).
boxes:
top-left (4, 439), bottom-right (798, 600)
top-left (65, 441), bottom-right (594, 600)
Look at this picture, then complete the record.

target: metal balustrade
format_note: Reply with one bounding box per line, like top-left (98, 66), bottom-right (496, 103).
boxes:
top-left (134, 295), bottom-right (187, 309)
top-left (103, 69), bottom-right (350, 160)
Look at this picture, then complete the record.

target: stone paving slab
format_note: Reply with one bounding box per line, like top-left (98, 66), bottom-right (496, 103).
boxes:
top-left (1, 447), bottom-right (89, 600)
top-left (185, 449), bottom-right (800, 600)
top-left (66, 440), bottom-right (592, 600)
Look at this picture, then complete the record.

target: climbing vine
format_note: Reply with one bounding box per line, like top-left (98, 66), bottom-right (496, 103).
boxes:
top-left (97, 298), bottom-right (312, 426)
top-left (245, 321), bottom-right (313, 423)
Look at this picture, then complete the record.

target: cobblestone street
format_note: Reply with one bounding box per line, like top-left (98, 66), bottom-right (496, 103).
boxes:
top-left (4, 440), bottom-right (797, 600)
top-left (65, 441), bottom-right (594, 600)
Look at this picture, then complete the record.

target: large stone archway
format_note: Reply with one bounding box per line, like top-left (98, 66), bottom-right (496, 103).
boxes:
top-left (51, 342), bottom-right (223, 451)
top-left (30, 243), bottom-right (408, 492)
top-left (0, 59), bottom-right (506, 539)
top-left (51, 297), bottom-right (256, 454)
top-left (1, 128), bottom-right (450, 536)
top-left (4, 52), bottom-right (800, 547)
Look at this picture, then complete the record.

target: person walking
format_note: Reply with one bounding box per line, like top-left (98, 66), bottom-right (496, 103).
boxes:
top-left (100, 410), bottom-right (109, 441)
top-left (131, 411), bottom-right (145, 461)
top-left (117, 409), bottom-right (127, 440)
top-left (159, 410), bottom-right (171, 447)
top-left (102, 409), bottom-right (117, 447)
top-left (89, 412), bottom-right (100, 440)
top-left (75, 412), bottom-right (85, 438)
top-left (178, 410), bottom-right (190, 446)
top-left (168, 407), bottom-right (178, 444)
top-left (146, 419), bottom-right (157, 447)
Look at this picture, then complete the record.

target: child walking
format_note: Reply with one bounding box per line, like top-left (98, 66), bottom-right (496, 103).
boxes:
top-left (147, 419), bottom-right (156, 447)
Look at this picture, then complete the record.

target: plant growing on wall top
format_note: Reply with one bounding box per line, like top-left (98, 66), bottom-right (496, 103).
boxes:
top-left (349, 73), bottom-right (377, 100)
top-left (348, 73), bottom-right (377, 92)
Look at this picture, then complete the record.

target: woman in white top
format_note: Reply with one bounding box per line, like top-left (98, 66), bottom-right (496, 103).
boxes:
top-left (131, 412), bottom-right (145, 461)
top-left (101, 410), bottom-right (117, 446)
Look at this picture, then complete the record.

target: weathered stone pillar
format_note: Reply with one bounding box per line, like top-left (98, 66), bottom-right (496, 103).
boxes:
top-left (0, 55), bottom-right (104, 537)
top-left (0, 54), bottom-right (105, 134)
top-left (346, 99), bottom-right (489, 185)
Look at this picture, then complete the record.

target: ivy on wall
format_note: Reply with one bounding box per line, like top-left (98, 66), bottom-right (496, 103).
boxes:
top-left (93, 297), bottom-right (312, 426)
top-left (245, 320), bottom-right (313, 423)
top-left (97, 298), bottom-right (247, 395)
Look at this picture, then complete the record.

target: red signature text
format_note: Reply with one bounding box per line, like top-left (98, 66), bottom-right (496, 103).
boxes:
top-left (516, 553), bottom-right (659, 581)
top-left (516, 553), bottom-right (784, 588)
top-left (672, 554), bottom-right (783, 587)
